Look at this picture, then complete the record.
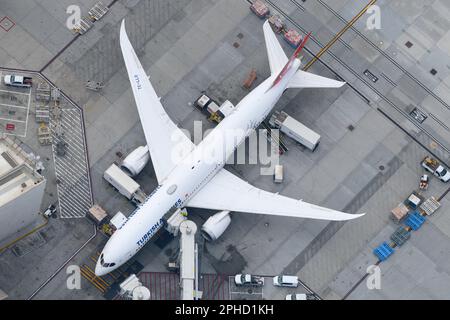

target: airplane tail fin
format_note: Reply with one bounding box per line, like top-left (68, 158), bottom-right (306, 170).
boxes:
top-left (262, 21), bottom-right (345, 89)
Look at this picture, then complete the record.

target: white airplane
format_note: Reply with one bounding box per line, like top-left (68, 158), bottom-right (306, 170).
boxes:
top-left (95, 20), bottom-right (364, 276)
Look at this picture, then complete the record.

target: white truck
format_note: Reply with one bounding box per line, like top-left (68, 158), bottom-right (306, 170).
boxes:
top-left (421, 156), bottom-right (450, 182)
top-left (269, 111), bottom-right (320, 151)
top-left (274, 164), bottom-right (283, 183)
top-left (3, 74), bottom-right (32, 88)
top-left (104, 164), bottom-right (147, 204)
top-left (234, 274), bottom-right (264, 286)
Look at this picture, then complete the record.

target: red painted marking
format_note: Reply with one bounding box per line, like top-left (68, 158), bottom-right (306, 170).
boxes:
top-left (0, 16), bottom-right (15, 32)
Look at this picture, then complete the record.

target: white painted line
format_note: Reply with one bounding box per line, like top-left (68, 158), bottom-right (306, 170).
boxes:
top-left (0, 117), bottom-right (26, 123)
top-left (23, 87), bottom-right (31, 138)
top-left (0, 102), bottom-right (27, 109)
top-left (0, 88), bottom-right (30, 96)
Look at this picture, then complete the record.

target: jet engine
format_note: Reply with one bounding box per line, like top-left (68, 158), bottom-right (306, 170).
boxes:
top-left (201, 211), bottom-right (231, 241)
top-left (120, 146), bottom-right (150, 177)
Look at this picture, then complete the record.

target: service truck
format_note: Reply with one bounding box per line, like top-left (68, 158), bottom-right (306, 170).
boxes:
top-left (104, 164), bottom-right (146, 204)
top-left (3, 74), bottom-right (32, 88)
top-left (421, 156), bottom-right (450, 182)
top-left (269, 111), bottom-right (320, 151)
top-left (234, 274), bottom-right (264, 286)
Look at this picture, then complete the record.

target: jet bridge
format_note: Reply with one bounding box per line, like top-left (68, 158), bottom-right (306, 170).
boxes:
top-left (179, 220), bottom-right (200, 300)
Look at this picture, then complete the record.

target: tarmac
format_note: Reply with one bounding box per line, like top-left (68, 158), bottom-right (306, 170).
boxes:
top-left (0, 0), bottom-right (450, 300)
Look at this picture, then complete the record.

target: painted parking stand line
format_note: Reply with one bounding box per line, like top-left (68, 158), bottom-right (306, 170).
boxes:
top-left (0, 88), bottom-right (30, 96)
top-left (0, 117), bottom-right (26, 123)
top-left (0, 103), bottom-right (28, 109)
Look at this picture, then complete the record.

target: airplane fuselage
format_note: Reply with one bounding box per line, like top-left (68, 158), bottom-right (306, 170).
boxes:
top-left (95, 59), bottom-right (300, 276)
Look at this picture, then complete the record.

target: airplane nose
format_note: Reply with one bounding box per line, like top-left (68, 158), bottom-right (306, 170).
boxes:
top-left (95, 260), bottom-right (106, 277)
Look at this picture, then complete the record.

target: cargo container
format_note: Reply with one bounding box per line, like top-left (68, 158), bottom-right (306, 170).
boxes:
top-left (269, 111), bottom-right (320, 151)
top-left (104, 163), bottom-right (145, 202)
top-left (218, 100), bottom-right (236, 118)
top-left (250, 0), bottom-right (270, 18)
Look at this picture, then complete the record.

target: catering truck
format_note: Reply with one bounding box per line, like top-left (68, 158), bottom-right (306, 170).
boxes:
top-left (104, 163), bottom-right (146, 204)
top-left (421, 156), bottom-right (450, 182)
top-left (3, 74), bottom-right (32, 88)
top-left (269, 111), bottom-right (320, 151)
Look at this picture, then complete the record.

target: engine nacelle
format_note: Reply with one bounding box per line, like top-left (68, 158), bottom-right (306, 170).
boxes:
top-left (120, 145), bottom-right (150, 177)
top-left (201, 211), bottom-right (231, 241)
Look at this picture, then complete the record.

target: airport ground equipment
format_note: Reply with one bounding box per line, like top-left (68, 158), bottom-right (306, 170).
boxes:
top-left (268, 15), bottom-right (284, 33)
top-left (274, 164), bottom-right (283, 183)
top-left (103, 163), bottom-right (146, 204)
top-left (390, 202), bottom-right (409, 224)
top-left (234, 274), bottom-right (264, 286)
top-left (404, 191), bottom-right (424, 210)
top-left (390, 227), bottom-right (411, 247)
top-left (261, 122), bottom-right (288, 154)
top-left (88, 204), bottom-right (108, 225)
top-left (421, 156), bottom-right (450, 182)
top-left (88, 1), bottom-right (109, 21)
top-left (373, 242), bottom-right (395, 261)
top-left (405, 211), bottom-right (426, 231)
top-left (284, 29), bottom-right (302, 48)
top-left (250, 0), bottom-right (270, 18)
top-left (35, 82), bottom-right (51, 102)
top-left (243, 69), bottom-right (257, 89)
top-left (3, 74), bottom-right (32, 88)
top-left (269, 111), bottom-right (320, 151)
top-left (419, 197), bottom-right (440, 216)
top-left (419, 174), bottom-right (429, 190)
top-left (110, 211), bottom-right (127, 230)
top-left (179, 220), bottom-right (200, 300)
top-left (119, 274), bottom-right (151, 300)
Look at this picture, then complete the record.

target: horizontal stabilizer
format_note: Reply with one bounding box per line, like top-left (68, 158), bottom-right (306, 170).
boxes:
top-left (287, 69), bottom-right (346, 89)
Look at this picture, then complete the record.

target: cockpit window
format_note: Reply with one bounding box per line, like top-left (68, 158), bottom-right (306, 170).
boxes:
top-left (100, 253), bottom-right (115, 268)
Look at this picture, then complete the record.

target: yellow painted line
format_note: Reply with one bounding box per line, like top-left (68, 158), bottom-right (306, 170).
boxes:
top-left (0, 216), bottom-right (48, 254)
top-left (303, 0), bottom-right (377, 71)
top-left (80, 268), bottom-right (106, 292)
top-left (83, 264), bottom-right (111, 287)
top-left (80, 266), bottom-right (108, 291)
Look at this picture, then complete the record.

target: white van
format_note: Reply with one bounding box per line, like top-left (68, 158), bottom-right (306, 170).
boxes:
top-left (272, 275), bottom-right (298, 287)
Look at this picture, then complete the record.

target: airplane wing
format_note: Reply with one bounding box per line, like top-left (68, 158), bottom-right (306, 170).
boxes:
top-left (120, 20), bottom-right (194, 183)
top-left (187, 169), bottom-right (364, 221)
top-left (287, 69), bottom-right (346, 89)
top-left (263, 20), bottom-right (288, 75)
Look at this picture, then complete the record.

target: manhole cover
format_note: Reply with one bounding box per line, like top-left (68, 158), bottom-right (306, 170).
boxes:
top-left (379, 165), bottom-right (385, 171)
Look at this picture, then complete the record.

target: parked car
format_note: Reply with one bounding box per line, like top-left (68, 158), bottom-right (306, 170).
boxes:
top-left (3, 74), bottom-right (32, 88)
top-left (286, 293), bottom-right (315, 300)
top-left (43, 204), bottom-right (57, 218)
top-left (421, 156), bottom-right (450, 182)
top-left (272, 275), bottom-right (298, 287)
top-left (234, 274), bottom-right (264, 286)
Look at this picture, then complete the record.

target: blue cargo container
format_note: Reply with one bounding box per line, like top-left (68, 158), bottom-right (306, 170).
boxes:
top-left (405, 211), bottom-right (426, 231)
top-left (373, 242), bottom-right (395, 261)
